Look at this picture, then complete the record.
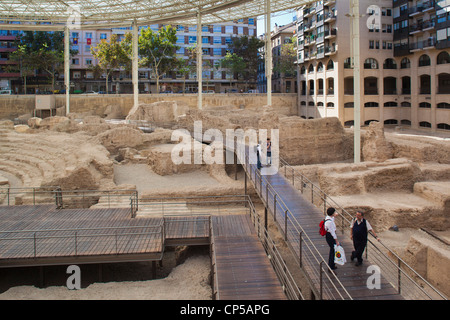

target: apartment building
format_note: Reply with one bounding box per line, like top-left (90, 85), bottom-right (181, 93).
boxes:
top-left (0, 18), bottom-right (257, 94)
top-left (68, 18), bottom-right (258, 94)
top-left (272, 22), bottom-right (297, 93)
top-left (296, 0), bottom-right (450, 132)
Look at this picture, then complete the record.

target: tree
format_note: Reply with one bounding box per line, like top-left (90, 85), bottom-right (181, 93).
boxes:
top-left (12, 31), bottom-right (77, 92)
top-left (137, 26), bottom-right (179, 93)
top-left (91, 34), bottom-right (129, 93)
top-left (176, 45), bottom-right (197, 93)
top-left (217, 52), bottom-right (246, 90)
top-left (273, 36), bottom-right (297, 77)
top-left (227, 36), bottom-right (264, 81)
top-left (7, 45), bottom-right (36, 94)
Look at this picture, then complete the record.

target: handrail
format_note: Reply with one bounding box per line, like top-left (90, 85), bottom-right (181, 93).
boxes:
top-left (241, 153), bottom-right (352, 300)
top-left (278, 157), bottom-right (447, 300)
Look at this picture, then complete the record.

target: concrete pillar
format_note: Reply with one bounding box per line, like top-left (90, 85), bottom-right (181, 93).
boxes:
top-left (265, 0), bottom-right (272, 107)
top-left (350, 0), bottom-right (361, 163)
top-left (197, 10), bottom-right (203, 110)
top-left (64, 26), bottom-right (70, 115)
top-left (132, 20), bottom-right (139, 109)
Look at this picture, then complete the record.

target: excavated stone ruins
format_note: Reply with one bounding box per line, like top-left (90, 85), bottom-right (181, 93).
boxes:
top-left (0, 100), bottom-right (449, 298)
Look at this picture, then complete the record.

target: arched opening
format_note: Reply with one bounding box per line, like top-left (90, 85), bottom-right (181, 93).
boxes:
top-left (364, 58), bottom-right (379, 69)
top-left (419, 54), bottom-right (431, 67)
top-left (419, 121), bottom-right (432, 128)
top-left (317, 79), bottom-right (324, 95)
top-left (400, 57), bottom-right (410, 69)
top-left (327, 77), bottom-right (334, 95)
top-left (383, 58), bottom-right (397, 69)
top-left (326, 59), bottom-right (334, 70)
top-left (317, 62), bottom-right (324, 72)
top-left (437, 51), bottom-right (450, 65)
top-left (437, 123), bottom-right (450, 130)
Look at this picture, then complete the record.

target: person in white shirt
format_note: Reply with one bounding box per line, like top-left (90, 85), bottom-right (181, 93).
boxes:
top-left (350, 211), bottom-right (380, 266)
top-left (324, 207), bottom-right (340, 271)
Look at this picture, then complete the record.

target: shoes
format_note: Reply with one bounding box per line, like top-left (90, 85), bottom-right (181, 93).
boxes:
top-left (355, 261), bottom-right (362, 266)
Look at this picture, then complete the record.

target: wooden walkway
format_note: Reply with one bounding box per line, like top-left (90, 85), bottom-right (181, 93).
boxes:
top-left (0, 205), bottom-right (288, 300)
top-left (211, 214), bottom-right (287, 300)
top-left (246, 162), bottom-right (403, 300)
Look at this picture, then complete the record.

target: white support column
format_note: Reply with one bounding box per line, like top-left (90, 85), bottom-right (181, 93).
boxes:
top-left (132, 20), bottom-right (139, 109)
top-left (265, 0), bottom-right (272, 106)
top-left (350, 0), bottom-right (361, 163)
top-left (197, 10), bottom-right (203, 110)
top-left (64, 26), bottom-right (70, 115)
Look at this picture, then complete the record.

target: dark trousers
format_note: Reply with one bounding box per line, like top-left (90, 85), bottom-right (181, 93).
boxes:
top-left (352, 238), bottom-right (367, 263)
top-left (325, 232), bottom-right (336, 269)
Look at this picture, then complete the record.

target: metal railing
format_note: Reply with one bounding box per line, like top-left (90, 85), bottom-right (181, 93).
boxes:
top-left (242, 154), bottom-right (351, 300)
top-left (279, 158), bottom-right (447, 300)
top-left (1, 187), bottom-right (139, 217)
top-left (0, 224), bottom-right (164, 259)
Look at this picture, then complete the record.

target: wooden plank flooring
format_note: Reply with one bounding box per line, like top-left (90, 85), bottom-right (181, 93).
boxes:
top-left (211, 214), bottom-right (287, 300)
top-left (0, 205), bottom-right (164, 266)
top-left (0, 205), bottom-right (288, 300)
top-left (246, 162), bottom-right (403, 300)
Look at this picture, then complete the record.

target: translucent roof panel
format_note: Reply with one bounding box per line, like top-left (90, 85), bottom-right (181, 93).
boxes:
top-left (0, 0), bottom-right (313, 30)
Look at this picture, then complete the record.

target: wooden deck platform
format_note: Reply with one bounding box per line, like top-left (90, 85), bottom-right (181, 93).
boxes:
top-left (247, 163), bottom-right (404, 300)
top-left (0, 205), bottom-right (289, 300)
top-left (211, 214), bottom-right (287, 300)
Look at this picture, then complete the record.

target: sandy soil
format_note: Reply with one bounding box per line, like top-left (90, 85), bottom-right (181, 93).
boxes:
top-left (113, 163), bottom-right (222, 193)
top-left (0, 248), bottom-right (212, 300)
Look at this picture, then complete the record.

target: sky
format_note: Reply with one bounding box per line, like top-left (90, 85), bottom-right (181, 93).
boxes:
top-left (256, 10), bottom-right (297, 37)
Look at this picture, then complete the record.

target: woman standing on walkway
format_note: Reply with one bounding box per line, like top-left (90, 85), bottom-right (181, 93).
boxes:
top-left (325, 207), bottom-right (340, 271)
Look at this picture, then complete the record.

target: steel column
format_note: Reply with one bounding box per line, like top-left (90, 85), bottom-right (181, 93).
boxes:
top-left (265, 0), bottom-right (272, 106)
top-left (197, 10), bottom-right (203, 110)
top-left (132, 20), bottom-right (139, 109)
top-left (64, 26), bottom-right (70, 115)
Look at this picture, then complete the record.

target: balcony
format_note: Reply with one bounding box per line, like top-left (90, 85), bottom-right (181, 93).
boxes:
top-left (409, 19), bottom-right (436, 34)
top-left (325, 45), bottom-right (337, 56)
top-left (324, 28), bottom-right (337, 39)
top-left (409, 1), bottom-right (435, 17)
top-left (324, 12), bottom-right (336, 23)
top-left (410, 37), bottom-right (436, 51)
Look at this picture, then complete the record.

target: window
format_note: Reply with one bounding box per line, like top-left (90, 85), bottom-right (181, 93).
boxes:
top-left (419, 121), bottom-right (432, 128)
top-left (72, 58), bottom-right (79, 65)
top-left (308, 64), bottom-right (314, 73)
top-left (213, 48), bottom-right (222, 56)
top-left (344, 102), bottom-right (354, 108)
top-left (437, 51), bottom-right (450, 65)
top-left (384, 102), bottom-right (398, 107)
top-left (383, 58), bottom-right (397, 69)
top-left (237, 27), bottom-right (244, 34)
top-left (189, 36), bottom-right (197, 44)
top-left (248, 18), bottom-right (255, 25)
top-left (202, 36), bottom-right (209, 44)
top-left (365, 102), bottom-right (379, 108)
top-left (225, 26), bottom-right (233, 33)
top-left (176, 36), bottom-right (184, 44)
top-left (400, 57), bottom-right (410, 69)
top-left (317, 62), bottom-right (324, 72)
top-left (85, 59), bottom-right (92, 65)
top-left (401, 102), bottom-right (411, 107)
top-left (100, 33), bottom-right (107, 40)
top-left (213, 25), bottom-right (221, 33)
top-left (401, 120), bottom-right (411, 126)
top-left (384, 119), bottom-right (398, 125)
top-left (419, 54), bottom-right (431, 67)
top-left (364, 58), bottom-right (379, 69)
top-left (326, 60), bottom-right (334, 70)
top-left (327, 102), bottom-right (335, 108)
top-left (213, 36), bottom-right (221, 44)
top-left (85, 32), bottom-right (92, 38)
top-left (419, 102), bottom-right (431, 108)
top-left (437, 123), bottom-right (450, 130)
top-left (437, 102), bottom-right (450, 109)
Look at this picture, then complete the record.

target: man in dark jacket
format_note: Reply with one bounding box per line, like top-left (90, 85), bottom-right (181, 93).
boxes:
top-left (350, 211), bottom-right (380, 266)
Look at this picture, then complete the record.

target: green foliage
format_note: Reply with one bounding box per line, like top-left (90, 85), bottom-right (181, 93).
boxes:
top-left (227, 36), bottom-right (264, 80)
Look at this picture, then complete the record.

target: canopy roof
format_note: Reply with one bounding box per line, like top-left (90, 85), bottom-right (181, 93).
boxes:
top-left (0, 0), bottom-right (311, 30)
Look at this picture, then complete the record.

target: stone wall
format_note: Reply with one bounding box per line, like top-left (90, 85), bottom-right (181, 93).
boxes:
top-left (0, 93), bottom-right (298, 120)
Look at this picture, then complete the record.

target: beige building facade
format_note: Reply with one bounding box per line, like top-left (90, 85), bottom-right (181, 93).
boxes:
top-left (296, 0), bottom-right (450, 133)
